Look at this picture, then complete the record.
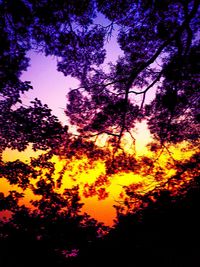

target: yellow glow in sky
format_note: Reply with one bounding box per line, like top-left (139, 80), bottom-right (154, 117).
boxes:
top-left (1, 132), bottom-right (198, 226)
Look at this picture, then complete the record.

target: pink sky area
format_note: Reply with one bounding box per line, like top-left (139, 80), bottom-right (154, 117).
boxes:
top-left (21, 50), bottom-right (156, 126)
top-left (21, 51), bottom-right (78, 126)
top-left (20, 17), bottom-right (123, 126)
top-left (20, 13), bottom-right (156, 127)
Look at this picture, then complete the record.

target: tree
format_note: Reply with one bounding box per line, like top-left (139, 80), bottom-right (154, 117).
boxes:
top-left (0, 1), bottom-right (200, 266)
top-left (64, 0), bottom-right (200, 149)
top-left (1, 0), bottom-right (199, 151)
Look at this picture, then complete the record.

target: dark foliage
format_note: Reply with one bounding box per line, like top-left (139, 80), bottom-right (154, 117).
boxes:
top-left (77, 176), bottom-right (200, 267)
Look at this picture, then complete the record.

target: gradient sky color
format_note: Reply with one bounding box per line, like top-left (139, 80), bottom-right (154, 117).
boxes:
top-left (2, 17), bottom-right (163, 225)
top-left (21, 51), bottom-right (79, 126)
top-left (20, 14), bottom-right (123, 126)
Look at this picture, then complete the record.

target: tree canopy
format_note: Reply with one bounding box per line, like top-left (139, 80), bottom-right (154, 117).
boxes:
top-left (0, 0), bottom-right (199, 266)
top-left (0, 0), bottom-right (199, 150)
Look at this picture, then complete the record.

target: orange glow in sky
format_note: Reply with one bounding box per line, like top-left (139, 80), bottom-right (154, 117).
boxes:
top-left (1, 52), bottom-right (198, 226)
top-left (1, 135), bottom-right (197, 226)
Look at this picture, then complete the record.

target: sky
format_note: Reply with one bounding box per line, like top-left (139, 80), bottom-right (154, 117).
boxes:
top-left (21, 51), bottom-right (79, 126)
top-left (19, 11), bottom-right (157, 129)
top-left (1, 17), bottom-right (159, 225)
top-left (2, 47), bottom-right (153, 225)
top-left (20, 14), bottom-right (123, 126)
top-left (2, 33), bottom-right (196, 226)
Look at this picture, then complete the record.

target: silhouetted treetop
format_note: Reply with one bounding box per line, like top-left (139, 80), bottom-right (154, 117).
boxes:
top-left (63, 0), bottom-right (199, 146)
top-left (1, 2), bottom-right (200, 267)
top-left (0, 0), bottom-right (199, 152)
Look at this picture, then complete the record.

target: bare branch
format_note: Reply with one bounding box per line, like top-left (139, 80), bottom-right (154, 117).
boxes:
top-left (123, 71), bottom-right (163, 96)
top-left (140, 91), bottom-right (147, 110)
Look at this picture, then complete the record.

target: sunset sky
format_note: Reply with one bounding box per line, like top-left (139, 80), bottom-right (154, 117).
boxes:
top-left (1, 24), bottom-right (156, 225)
top-left (1, 14), bottom-right (196, 226)
top-left (2, 45), bottom-right (193, 226)
top-left (1, 3), bottom-right (199, 266)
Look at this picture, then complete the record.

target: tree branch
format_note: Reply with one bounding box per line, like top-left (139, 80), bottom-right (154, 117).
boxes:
top-left (116, 0), bottom-right (199, 146)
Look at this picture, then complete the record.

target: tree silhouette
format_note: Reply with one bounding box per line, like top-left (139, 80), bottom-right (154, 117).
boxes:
top-left (0, 0), bottom-right (199, 266)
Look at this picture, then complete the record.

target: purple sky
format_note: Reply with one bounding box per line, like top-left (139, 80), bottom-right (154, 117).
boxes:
top-left (20, 16), bottom-right (156, 128)
top-left (21, 51), bottom-right (78, 125)
top-left (20, 21), bottom-right (123, 126)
